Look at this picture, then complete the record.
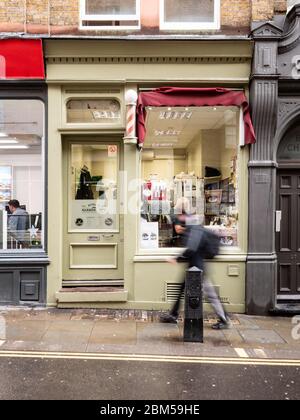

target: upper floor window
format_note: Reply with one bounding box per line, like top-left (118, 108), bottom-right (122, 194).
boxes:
top-left (80, 0), bottom-right (140, 30)
top-left (160, 0), bottom-right (220, 30)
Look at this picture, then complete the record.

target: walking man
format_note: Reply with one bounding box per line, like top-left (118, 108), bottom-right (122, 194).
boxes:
top-left (160, 213), bottom-right (231, 330)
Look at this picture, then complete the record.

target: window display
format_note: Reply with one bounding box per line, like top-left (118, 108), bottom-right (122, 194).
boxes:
top-left (140, 106), bottom-right (239, 250)
top-left (0, 100), bottom-right (44, 251)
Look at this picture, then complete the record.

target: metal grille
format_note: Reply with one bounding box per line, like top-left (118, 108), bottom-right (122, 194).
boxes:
top-left (166, 283), bottom-right (230, 304)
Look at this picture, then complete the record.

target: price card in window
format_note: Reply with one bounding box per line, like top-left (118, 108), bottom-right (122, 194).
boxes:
top-left (140, 222), bottom-right (159, 249)
top-left (108, 145), bottom-right (118, 158)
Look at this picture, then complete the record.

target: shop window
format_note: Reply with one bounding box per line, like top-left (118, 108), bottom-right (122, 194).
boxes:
top-left (140, 106), bottom-right (239, 250)
top-left (160, 0), bottom-right (220, 30)
top-left (80, 0), bottom-right (140, 30)
top-left (66, 99), bottom-right (122, 125)
top-left (0, 100), bottom-right (44, 252)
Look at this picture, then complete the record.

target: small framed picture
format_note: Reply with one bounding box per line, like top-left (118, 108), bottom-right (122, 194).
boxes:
top-left (205, 190), bottom-right (223, 204)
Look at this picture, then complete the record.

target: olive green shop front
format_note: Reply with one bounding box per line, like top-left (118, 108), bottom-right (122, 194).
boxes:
top-left (45, 39), bottom-right (252, 312)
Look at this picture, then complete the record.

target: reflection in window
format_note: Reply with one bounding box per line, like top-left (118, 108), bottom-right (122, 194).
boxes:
top-left (70, 144), bottom-right (118, 231)
top-left (140, 106), bottom-right (239, 250)
top-left (161, 0), bottom-right (220, 30)
top-left (0, 100), bottom-right (44, 251)
top-left (81, 0), bottom-right (140, 29)
top-left (85, 0), bottom-right (137, 16)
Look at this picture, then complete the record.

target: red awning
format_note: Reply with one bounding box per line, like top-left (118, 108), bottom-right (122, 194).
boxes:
top-left (137, 87), bottom-right (256, 147)
top-left (0, 39), bottom-right (45, 79)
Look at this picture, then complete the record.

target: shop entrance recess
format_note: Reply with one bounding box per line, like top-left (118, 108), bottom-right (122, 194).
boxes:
top-left (62, 139), bottom-right (124, 286)
top-left (276, 169), bottom-right (300, 301)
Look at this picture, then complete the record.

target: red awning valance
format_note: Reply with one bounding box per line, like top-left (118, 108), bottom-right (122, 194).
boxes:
top-left (0, 39), bottom-right (45, 80)
top-left (137, 87), bottom-right (256, 147)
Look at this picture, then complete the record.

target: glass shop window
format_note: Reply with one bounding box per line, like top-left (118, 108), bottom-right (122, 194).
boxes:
top-left (0, 100), bottom-right (44, 251)
top-left (70, 144), bottom-right (118, 232)
top-left (66, 99), bottom-right (122, 125)
top-left (81, 0), bottom-right (140, 29)
top-left (140, 106), bottom-right (239, 250)
top-left (160, 0), bottom-right (220, 30)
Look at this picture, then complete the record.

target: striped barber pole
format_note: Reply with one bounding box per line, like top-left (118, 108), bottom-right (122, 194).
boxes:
top-left (125, 104), bottom-right (136, 139)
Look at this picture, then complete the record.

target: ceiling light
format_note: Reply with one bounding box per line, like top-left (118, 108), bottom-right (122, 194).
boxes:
top-left (0, 145), bottom-right (29, 149)
top-left (0, 133), bottom-right (8, 137)
top-left (0, 139), bottom-right (18, 144)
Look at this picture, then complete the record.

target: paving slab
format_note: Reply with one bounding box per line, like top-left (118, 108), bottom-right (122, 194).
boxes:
top-left (89, 320), bottom-right (137, 345)
top-left (239, 329), bottom-right (287, 345)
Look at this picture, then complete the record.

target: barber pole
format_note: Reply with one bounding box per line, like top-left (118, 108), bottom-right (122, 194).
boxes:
top-left (124, 89), bottom-right (138, 144)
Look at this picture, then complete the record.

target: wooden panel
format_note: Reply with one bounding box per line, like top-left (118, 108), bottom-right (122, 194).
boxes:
top-left (280, 194), bottom-right (292, 251)
top-left (280, 175), bottom-right (292, 189)
top-left (278, 264), bottom-right (292, 293)
top-left (70, 243), bottom-right (117, 269)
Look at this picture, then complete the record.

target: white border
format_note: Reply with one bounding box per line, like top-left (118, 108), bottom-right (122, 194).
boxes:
top-left (159, 0), bottom-right (221, 31)
top-left (80, 0), bottom-right (141, 31)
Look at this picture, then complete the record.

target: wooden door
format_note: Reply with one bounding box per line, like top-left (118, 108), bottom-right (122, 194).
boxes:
top-left (276, 170), bottom-right (300, 298)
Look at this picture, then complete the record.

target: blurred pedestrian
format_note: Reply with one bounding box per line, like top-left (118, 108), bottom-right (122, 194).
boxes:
top-left (160, 212), bottom-right (231, 330)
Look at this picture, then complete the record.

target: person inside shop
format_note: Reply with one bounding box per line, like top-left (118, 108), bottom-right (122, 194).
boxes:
top-left (76, 165), bottom-right (94, 200)
top-left (7, 199), bottom-right (29, 246)
top-left (160, 202), bottom-right (231, 330)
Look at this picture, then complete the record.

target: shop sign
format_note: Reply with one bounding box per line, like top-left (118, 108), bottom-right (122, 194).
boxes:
top-left (278, 133), bottom-right (300, 160)
top-left (71, 200), bottom-right (116, 230)
top-left (67, 99), bottom-right (121, 124)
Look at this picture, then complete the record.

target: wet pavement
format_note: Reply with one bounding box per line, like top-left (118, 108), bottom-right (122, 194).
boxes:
top-left (0, 307), bottom-right (299, 361)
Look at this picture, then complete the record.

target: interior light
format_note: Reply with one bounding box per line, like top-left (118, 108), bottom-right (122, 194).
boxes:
top-left (0, 133), bottom-right (8, 137)
top-left (168, 107), bottom-right (172, 111)
top-left (0, 145), bottom-right (29, 149)
top-left (0, 139), bottom-right (18, 144)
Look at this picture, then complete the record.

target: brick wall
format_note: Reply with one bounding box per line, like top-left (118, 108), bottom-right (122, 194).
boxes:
top-left (0, 0), bottom-right (289, 35)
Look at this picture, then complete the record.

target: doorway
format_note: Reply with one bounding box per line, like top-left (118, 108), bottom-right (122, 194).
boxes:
top-left (62, 139), bottom-right (124, 286)
top-left (276, 169), bottom-right (300, 301)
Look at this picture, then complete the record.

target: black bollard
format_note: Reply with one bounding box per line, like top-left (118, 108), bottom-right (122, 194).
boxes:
top-left (183, 267), bottom-right (203, 343)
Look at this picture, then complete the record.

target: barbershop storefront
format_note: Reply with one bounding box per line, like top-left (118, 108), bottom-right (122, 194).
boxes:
top-left (248, 5), bottom-right (300, 315)
top-left (0, 39), bottom-right (48, 305)
top-left (44, 38), bottom-right (254, 312)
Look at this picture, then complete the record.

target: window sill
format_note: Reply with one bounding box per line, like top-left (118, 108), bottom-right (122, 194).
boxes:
top-left (134, 252), bottom-right (247, 263)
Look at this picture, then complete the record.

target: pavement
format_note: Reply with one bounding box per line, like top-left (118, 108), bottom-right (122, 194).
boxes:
top-left (0, 307), bottom-right (299, 362)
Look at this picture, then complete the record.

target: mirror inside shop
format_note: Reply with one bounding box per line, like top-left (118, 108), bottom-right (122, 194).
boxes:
top-left (0, 100), bottom-right (44, 251)
top-left (141, 106), bottom-right (240, 249)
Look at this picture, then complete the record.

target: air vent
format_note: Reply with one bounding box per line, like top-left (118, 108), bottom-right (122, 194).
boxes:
top-left (166, 283), bottom-right (230, 304)
top-left (166, 283), bottom-right (184, 303)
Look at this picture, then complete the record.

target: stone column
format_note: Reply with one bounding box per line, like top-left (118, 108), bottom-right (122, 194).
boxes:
top-left (247, 23), bottom-right (282, 315)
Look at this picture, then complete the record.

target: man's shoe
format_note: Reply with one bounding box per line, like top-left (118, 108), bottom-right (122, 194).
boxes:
top-left (159, 313), bottom-right (178, 324)
top-left (211, 318), bottom-right (231, 330)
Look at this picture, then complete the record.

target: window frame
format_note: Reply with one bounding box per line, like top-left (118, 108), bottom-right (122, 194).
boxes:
top-left (0, 98), bottom-right (46, 254)
top-left (159, 0), bottom-right (221, 31)
top-left (80, 0), bottom-right (141, 30)
top-left (138, 106), bottom-right (245, 257)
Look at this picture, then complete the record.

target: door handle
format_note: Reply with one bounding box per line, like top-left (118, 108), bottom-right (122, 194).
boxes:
top-left (275, 211), bottom-right (282, 233)
top-left (102, 234), bottom-right (114, 239)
